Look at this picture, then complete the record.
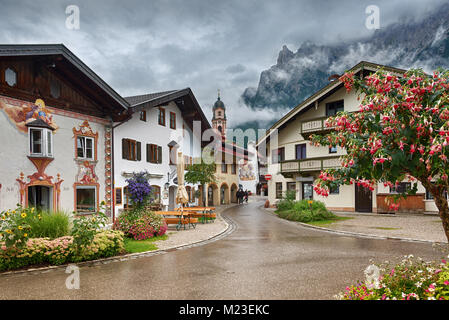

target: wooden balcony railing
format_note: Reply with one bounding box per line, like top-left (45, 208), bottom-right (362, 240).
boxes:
top-left (300, 116), bottom-right (335, 138)
top-left (280, 156), bottom-right (341, 175)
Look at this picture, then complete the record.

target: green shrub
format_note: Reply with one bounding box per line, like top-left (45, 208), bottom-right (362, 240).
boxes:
top-left (71, 210), bottom-right (109, 251)
top-left (0, 230), bottom-right (125, 271)
top-left (25, 210), bottom-right (70, 239)
top-left (276, 190), bottom-right (296, 212)
top-left (275, 199), bottom-right (336, 222)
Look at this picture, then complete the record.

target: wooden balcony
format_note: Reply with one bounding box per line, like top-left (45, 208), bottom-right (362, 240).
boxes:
top-left (280, 156), bottom-right (341, 177)
top-left (300, 116), bottom-right (335, 139)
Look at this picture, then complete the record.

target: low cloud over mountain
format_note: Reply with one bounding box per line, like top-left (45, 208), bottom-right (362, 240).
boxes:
top-left (240, 2), bottom-right (449, 131)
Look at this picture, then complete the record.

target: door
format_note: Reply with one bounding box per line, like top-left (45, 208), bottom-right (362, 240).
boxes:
top-left (302, 182), bottom-right (313, 200)
top-left (355, 184), bottom-right (372, 212)
top-left (28, 185), bottom-right (52, 211)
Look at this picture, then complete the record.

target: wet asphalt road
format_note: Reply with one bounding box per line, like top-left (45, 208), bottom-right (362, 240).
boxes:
top-left (0, 202), bottom-right (446, 300)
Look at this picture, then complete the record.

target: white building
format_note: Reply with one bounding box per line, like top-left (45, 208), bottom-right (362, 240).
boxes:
top-left (113, 88), bottom-right (211, 217)
top-left (258, 61), bottom-right (439, 214)
top-left (0, 44), bottom-right (129, 216)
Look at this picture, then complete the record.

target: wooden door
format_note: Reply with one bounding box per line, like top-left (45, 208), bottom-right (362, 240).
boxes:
top-left (355, 184), bottom-right (372, 212)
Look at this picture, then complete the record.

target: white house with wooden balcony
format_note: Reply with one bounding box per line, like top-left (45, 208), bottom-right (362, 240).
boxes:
top-left (258, 61), bottom-right (440, 214)
top-left (113, 88), bottom-right (211, 217)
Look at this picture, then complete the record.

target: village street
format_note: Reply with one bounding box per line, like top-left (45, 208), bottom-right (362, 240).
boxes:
top-left (0, 202), bottom-right (444, 300)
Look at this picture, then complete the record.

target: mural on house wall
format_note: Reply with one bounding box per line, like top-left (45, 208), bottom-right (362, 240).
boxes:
top-left (77, 160), bottom-right (98, 184)
top-left (0, 97), bottom-right (58, 133)
top-left (238, 160), bottom-right (256, 181)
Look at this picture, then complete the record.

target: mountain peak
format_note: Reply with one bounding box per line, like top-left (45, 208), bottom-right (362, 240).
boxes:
top-left (240, 2), bottom-right (449, 127)
top-left (276, 45), bottom-right (294, 65)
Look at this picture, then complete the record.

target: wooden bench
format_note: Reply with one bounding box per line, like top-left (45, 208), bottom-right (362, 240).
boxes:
top-left (164, 217), bottom-right (198, 229)
top-left (188, 212), bottom-right (216, 222)
top-left (155, 211), bottom-right (198, 230)
top-left (177, 207), bottom-right (216, 223)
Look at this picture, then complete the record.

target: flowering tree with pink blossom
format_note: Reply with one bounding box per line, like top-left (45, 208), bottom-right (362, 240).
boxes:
top-left (311, 68), bottom-right (449, 242)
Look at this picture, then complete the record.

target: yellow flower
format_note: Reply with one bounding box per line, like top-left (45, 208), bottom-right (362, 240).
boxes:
top-left (23, 233), bottom-right (28, 237)
top-left (12, 210), bottom-right (16, 214)
top-left (31, 207), bottom-right (35, 213)
top-left (21, 213), bottom-right (27, 218)
top-left (6, 229), bottom-right (12, 234)
top-left (18, 226), bottom-right (23, 230)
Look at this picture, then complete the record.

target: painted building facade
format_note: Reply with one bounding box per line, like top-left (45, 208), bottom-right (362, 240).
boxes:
top-left (206, 93), bottom-right (257, 206)
top-left (258, 61), bottom-right (439, 214)
top-left (0, 44), bottom-right (129, 216)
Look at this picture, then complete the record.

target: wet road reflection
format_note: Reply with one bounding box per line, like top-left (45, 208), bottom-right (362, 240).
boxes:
top-left (0, 202), bottom-right (445, 299)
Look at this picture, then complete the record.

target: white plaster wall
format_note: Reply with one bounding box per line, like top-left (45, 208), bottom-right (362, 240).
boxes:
top-left (0, 102), bottom-right (108, 214)
top-left (113, 101), bottom-right (202, 216)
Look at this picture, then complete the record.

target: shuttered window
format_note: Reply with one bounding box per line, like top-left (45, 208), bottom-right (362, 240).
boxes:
top-left (122, 138), bottom-right (140, 161)
top-left (158, 108), bottom-right (165, 126)
top-left (170, 112), bottom-right (176, 129)
top-left (146, 144), bottom-right (163, 164)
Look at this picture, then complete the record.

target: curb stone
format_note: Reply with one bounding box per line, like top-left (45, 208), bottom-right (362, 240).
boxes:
top-left (261, 206), bottom-right (448, 245)
top-left (0, 205), bottom-right (238, 277)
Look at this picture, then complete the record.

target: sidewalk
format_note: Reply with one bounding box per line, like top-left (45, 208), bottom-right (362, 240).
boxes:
top-left (152, 204), bottom-right (232, 250)
top-left (326, 211), bottom-right (447, 243)
top-left (264, 206), bottom-right (448, 243)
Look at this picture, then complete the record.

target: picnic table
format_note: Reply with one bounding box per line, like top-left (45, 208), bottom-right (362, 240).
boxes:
top-left (175, 207), bottom-right (216, 224)
top-left (154, 211), bottom-right (198, 231)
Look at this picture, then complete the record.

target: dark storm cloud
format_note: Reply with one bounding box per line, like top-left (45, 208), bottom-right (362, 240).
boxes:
top-left (0, 0), bottom-right (447, 126)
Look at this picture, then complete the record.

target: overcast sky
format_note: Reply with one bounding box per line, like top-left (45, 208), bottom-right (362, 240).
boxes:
top-left (1, 0), bottom-right (447, 127)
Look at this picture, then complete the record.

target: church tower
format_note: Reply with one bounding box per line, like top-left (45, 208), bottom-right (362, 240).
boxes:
top-left (212, 89), bottom-right (227, 140)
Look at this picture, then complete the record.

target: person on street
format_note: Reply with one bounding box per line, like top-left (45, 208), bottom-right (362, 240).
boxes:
top-left (236, 188), bottom-right (244, 204)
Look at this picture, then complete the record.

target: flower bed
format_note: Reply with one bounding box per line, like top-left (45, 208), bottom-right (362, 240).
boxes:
top-left (337, 255), bottom-right (449, 300)
top-left (0, 230), bottom-right (125, 272)
top-left (113, 210), bottom-right (167, 240)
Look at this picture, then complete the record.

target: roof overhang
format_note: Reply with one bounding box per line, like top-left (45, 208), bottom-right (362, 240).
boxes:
top-left (256, 61), bottom-right (407, 147)
top-left (128, 88), bottom-right (211, 131)
top-left (0, 44), bottom-right (130, 114)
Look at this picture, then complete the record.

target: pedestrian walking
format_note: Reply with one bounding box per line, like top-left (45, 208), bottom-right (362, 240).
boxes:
top-left (244, 190), bottom-right (249, 203)
top-left (236, 188), bottom-right (244, 204)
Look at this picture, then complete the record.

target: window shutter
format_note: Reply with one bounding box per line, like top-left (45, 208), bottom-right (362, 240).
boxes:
top-left (146, 144), bottom-right (150, 162)
top-left (157, 146), bottom-right (162, 163)
top-left (137, 141), bottom-right (141, 161)
top-left (122, 139), bottom-right (128, 160)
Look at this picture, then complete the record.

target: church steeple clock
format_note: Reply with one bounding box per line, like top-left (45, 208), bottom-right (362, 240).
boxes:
top-left (212, 89), bottom-right (227, 140)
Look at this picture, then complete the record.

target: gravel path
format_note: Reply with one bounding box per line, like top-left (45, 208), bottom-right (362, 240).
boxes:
top-left (151, 205), bottom-right (232, 250)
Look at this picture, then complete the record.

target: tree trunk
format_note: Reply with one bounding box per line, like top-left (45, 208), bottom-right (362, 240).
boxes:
top-left (423, 180), bottom-right (449, 243)
top-left (433, 193), bottom-right (449, 243)
top-left (203, 183), bottom-right (206, 207)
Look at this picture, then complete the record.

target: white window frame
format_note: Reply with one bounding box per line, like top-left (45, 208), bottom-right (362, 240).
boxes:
top-left (28, 127), bottom-right (53, 157)
top-left (77, 136), bottom-right (95, 160)
top-left (75, 186), bottom-right (97, 214)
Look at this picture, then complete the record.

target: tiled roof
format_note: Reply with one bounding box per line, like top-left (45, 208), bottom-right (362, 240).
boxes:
top-left (124, 90), bottom-right (179, 106)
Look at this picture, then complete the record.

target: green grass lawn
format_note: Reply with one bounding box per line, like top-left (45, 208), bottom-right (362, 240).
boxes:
top-left (124, 235), bottom-right (168, 253)
top-left (370, 226), bottom-right (401, 230)
top-left (306, 216), bottom-right (353, 226)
